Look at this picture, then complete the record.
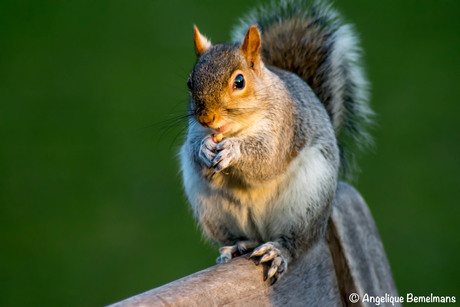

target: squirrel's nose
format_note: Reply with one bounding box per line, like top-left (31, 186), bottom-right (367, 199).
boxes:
top-left (197, 112), bottom-right (217, 128)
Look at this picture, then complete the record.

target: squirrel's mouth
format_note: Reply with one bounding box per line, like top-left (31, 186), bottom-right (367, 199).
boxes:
top-left (215, 123), bottom-right (230, 133)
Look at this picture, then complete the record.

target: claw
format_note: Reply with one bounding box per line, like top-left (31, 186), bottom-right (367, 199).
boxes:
top-left (251, 244), bottom-right (270, 257)
top-left (212, 155), bottom-right (223, 169)
top-left (259, 250), bottom-right (276, 263)
top-left (266, 266), bottom-right (277, 280)
top-left (267, 257), bottom-right (282, 279)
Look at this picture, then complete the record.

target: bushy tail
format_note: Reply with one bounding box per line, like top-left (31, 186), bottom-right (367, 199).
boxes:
top-left (231, 0), bottom-right (373, 180)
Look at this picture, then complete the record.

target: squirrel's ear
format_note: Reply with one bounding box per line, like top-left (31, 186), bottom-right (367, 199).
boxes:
top-left (193, 25), bottom-right (212, 57)
top-left (241, 25), bottom-right (261, 69)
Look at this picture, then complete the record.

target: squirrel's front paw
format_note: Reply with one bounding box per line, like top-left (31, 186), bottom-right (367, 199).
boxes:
top-left (199, 135), bottom-right (218, 168)
top-left (250, 242), bottom-right (288, 285)
top-left (211, 138), bottom-right (241, 174)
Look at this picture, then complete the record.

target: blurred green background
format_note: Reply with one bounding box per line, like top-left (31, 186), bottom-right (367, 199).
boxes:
top-left (1, 0), bottom-right (459, 305)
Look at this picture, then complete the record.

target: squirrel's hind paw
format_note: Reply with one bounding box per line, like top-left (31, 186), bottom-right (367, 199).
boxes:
top-left (250, 242), bottom-right (288, 285)
top-left (216, 240), bottom-right (259, 264)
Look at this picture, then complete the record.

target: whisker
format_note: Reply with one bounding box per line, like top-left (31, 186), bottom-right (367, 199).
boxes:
top-left (169, 125), bottom-right (188, 151)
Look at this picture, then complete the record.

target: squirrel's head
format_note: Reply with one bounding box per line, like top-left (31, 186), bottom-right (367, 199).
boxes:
top-left (187, 25), bottom-right (264, 135)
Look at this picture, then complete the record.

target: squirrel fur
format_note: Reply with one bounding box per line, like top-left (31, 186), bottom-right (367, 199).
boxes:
top-left (180, 0), bottom-right (373, 284)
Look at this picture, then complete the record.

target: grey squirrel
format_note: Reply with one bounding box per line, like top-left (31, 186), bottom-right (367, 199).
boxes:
top-left (180, 0), bottom-right (373, 284)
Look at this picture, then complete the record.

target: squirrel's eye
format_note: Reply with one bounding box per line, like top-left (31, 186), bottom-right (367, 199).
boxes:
top-left (233, 74), bottom-right (245, 90)
top-left (187, 78), bottom-right (192, 90)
